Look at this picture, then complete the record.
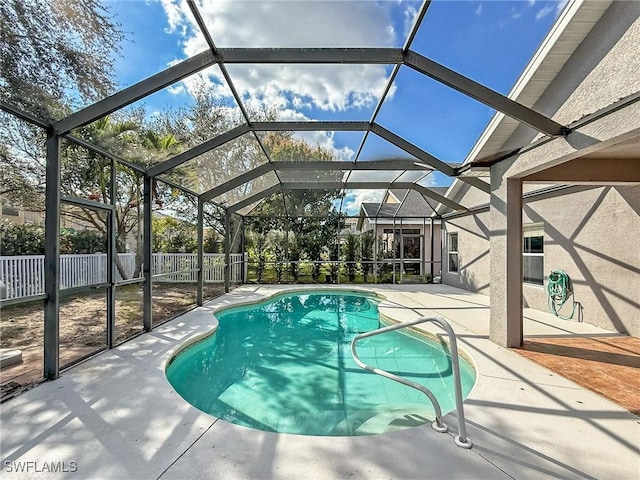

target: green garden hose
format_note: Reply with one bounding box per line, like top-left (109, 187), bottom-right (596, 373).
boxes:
top-left (547, 270), bottom-right (577, 320)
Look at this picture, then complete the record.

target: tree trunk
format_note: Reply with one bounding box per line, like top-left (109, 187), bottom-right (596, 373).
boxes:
top-left (133, 183), bottom-right (144, 278)
top-left (115, 254), bottom-right (129, 281)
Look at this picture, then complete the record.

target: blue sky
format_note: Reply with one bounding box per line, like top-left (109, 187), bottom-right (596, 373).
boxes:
top-left (104, 0), bottom-right (564, 214)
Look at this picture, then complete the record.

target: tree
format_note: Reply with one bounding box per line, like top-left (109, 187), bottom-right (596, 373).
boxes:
top-left (59, 228), bottom-right (107, 254)
top-left (246, 132), bottom-right (344, 283)
top-left (204, 229), bottom-right (223, 253)
top-left (269, 230), bottom-right (288, 283)
top-left (245, 215), bottom-right (273, 282)
top-left (0, 221), bottom-right (108, 255)
top-left (158, 80), bottom-right (278, 204)
top-left (1, 114), bottom-right (48, 212)
top-left (62, 113), bottom-right (182, 277)
top-left (152, 216), bottom-right (197, 253)
top-left (288, 235), bottom-right (301, 283)
top-left (0, 220), bottom-right (45, 255)
top-left (246, 230), bottom-right (270, 282)
top-left (343, 232), bottom-right (360, 282)
top-left (2, 109), bottom-right (184, 279)
top-left (360, 231), bottom-right (375, 282)
top-left (0, 0), bottom-right (123, 118)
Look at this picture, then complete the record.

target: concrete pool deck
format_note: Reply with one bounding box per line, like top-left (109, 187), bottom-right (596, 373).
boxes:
top-left (1, 284), bottom-right (638, 479)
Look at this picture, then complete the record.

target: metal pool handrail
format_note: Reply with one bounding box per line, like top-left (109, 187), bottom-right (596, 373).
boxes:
top-left (350, 315), bottom-right (472, 448)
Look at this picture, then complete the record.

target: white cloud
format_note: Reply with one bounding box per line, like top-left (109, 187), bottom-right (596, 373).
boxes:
top-left (555, 0), bottom-right (570, 17)
top-left (535, 4), bottom-right (555, 21)
top-left (157, 0), bottom-right (420, 212)
top-left (273, 107), bottom-right (356, 161)
top-left (159, 0), bottom-right (406, 112)
top-left (403, 4), bottom-right (419, 39)
top-left (475, 4), bottom-right (483, 16)
top-left (534, 1), bottom-right (568, 21)
top-left (167, 84), bottom-right (185, 95)
top-left (159, 0), bottom-right (183, 32)
top-left (417, 174), bottom-right (437, 188)
top-left (342, 189), bottom-right (384, 215)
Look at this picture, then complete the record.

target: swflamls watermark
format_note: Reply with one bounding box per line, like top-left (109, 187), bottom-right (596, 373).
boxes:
top-left (3, 461), bottom-right (78, 473)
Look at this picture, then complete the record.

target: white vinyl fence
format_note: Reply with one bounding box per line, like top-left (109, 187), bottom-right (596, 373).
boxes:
top-left (0, 253), bottom-right (246, 300)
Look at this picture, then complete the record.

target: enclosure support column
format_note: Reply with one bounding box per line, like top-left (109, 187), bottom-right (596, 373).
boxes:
top-left (430, 217), bottom-right (435, 281)
top-left (224, 209), bottom-right (231, 293)
top-left (240, 217), bottom-right (246, 284)
top-left (143, 175), bottom-right (153, 331)
top-left (107, 158), bottom-right (116, 348)
top-left (490, 177), bottom-right (523, 347)
top-left (392, 217), bottom-right (396, 284)
top-left (506, 179), bottom-right (524, 346)
top-left (336, 215), bottom-right (341, 284)
top-left (399, 218), bottom-right (404, 284)
top-left (422, 217), bottom-right (426, 283)
top-left (196, 199), bottom-right (204, 306)
top-left (373, 217), bottom-right (378, 284)
top-left (44, 133), bottom-right (61, 380)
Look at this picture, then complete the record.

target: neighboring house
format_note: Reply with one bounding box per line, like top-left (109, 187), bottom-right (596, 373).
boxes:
top-left (1, 202), bottom-right (105, 232)
top-left (0, 203), bottom-right (136, 253)
top-left (1, 204), bottom-right (45, 226)
top-left (339, 216), bottom-right (360, 240)
top-left (437, 1), bottom-right (639, 341)
top-left (357, 189), bottom-right (445, 279)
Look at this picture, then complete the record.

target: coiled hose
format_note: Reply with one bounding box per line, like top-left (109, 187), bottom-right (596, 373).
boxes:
top-left (547, 270), bottom-right (577, 319)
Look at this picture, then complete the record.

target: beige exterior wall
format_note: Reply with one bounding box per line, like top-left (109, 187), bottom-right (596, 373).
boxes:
top-left (521, 185), bottom-right (639, 336)
top-left (442, 211), bottom-right (491, 294)
top-left (444, 185), bottom-right (640, 337)
top-left (487, 2), bottom-right (640, 344)
top-left (1, 207), bottom-right (45, 226)
top-left (440, 2), bottom-right (640, 343)
top-left (456, 183), bottom-right (490, 209)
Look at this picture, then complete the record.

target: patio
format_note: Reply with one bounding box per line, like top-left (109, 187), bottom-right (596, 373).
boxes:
top-left (1, 284), bottom-right (637, 479)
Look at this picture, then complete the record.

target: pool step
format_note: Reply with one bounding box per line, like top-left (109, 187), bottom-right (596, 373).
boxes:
top-left (218, 380), bottom-right (348, 434)
top-left (218, 378), bottom-right (435, 436)
top-left (356, 408), bottom-right (433, 435)
top-left (329, 404), bottom-right (435, 436)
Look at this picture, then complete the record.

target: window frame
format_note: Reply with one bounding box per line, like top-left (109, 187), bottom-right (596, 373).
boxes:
top-left (448, 232), bottom-right (459, 273)
top-left (523, 223), bottom-right (544, 285)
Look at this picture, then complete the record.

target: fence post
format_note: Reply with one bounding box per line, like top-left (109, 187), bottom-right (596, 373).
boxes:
top-left (244, 252), bottom-right (248, 284)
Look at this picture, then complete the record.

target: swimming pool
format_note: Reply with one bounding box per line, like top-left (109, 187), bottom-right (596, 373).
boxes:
top-left (166, 290), bottom-right (476, 436)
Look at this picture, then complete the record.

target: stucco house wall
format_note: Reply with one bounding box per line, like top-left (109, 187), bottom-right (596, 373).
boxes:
top-left (440, 2), bottom-right (639, 341)
top-left (488, 1), bottom-right (640, 343)
top-left (521, 185), bottom-right (639, 336)
top-left (445, 184), bottom-right (639, 336)
top-left (441, 210), bottom-right (491, 294)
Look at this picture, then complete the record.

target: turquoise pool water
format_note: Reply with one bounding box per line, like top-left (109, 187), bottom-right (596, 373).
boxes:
top-left (166, 291), bottom-right (476, 436)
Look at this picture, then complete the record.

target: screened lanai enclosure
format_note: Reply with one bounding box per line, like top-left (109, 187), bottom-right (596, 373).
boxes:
top-left (1, 0), bottom-right (579, 392)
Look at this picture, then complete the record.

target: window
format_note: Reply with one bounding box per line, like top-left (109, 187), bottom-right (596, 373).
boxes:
top-left (383, 228), bottom-right (420, 234)
top-left (523, 223), bottom-right (544, 285)
top-left (2, 205), bottom-right (19, 216)
top-left (448, 232), bottom-right (459, 273)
